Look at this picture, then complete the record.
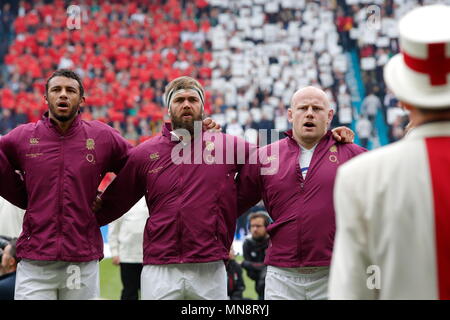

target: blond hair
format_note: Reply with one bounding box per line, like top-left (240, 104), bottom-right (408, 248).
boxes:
top-left (164, 76), bottom-right (205, 109)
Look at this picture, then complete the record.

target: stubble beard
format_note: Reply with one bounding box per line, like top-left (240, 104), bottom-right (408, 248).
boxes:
top-left (49, 103), bottom-right (80, 123)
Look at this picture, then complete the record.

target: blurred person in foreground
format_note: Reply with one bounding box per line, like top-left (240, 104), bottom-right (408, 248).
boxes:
top-left (329, 5), bottom-right (450, 299)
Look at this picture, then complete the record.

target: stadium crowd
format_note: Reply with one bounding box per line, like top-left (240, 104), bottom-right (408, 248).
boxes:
top-left (1, 0), bottom-right (212, 145)
top-left (2, 0), bottom-right (443, 145)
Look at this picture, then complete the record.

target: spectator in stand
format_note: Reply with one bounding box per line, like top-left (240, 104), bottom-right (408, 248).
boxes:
top-left (1, 3), bottom-right (15, 46)
top-left (356, 116), bottom-right (372, 149)
top-left (361, 89), bottom-right (382, 124)
top-left (225, 117), bottom-right (244, 138)
top-left (0, 109), bottom-right (15, 134)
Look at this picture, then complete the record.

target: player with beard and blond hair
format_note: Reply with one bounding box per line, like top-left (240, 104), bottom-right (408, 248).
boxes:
top-left (164, 76), bottom-right (205, 136)
top-left (94, 76), bottom-right (254, 300)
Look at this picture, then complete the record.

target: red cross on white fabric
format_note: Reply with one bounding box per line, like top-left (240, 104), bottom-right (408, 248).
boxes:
top-left (403, 42), bottom-right (450, 86)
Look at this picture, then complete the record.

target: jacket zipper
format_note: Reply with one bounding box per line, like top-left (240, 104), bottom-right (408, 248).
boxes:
top-left (177, 162), bottom-right (184, 263)
top-left (57, 135), bottom-right (65, 260)
top-left (296, 145), bottom-right (304, 264)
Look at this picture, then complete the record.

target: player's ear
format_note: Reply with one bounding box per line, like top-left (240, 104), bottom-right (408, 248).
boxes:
top-left (287, 108), bottom-right (293, 123)
top-left (327, 108), bottom-right (334, 125)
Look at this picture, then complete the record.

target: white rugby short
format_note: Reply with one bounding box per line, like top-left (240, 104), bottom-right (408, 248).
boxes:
top-left (141, 260), bottom-right (227, 300)
top-left (265, 265), bottom-right (330, 300)
top-left (15, 259), bottom-right (99, 300)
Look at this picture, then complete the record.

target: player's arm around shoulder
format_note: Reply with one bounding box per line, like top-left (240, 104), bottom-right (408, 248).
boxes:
top-left (236, 141), bottom-right (263, 216)
top-left (101, 122), bottom-right (134, 173)
top-left (95, 145), bottom-right (149, 226)
top-left (0, 123), bottom-right (33, 161)
top-left (337, 140), bottom-right (368, 165)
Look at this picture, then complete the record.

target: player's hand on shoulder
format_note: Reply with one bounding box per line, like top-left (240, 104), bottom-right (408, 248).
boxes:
top-left (202, 117), bottom-right (221, 132)
top-left (332, 126), bottom-right (354, 143)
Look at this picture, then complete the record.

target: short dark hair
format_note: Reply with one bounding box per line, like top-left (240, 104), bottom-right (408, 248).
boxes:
top-left (45, 69), bottom-right (84, 97)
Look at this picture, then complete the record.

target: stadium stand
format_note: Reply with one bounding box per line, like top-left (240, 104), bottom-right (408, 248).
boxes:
top-left (0, 0), bottom-right (212, 146)
top-left (3, 0), bottom-right (449, 147)
top-left (2, 0), bottom-right (449, 146)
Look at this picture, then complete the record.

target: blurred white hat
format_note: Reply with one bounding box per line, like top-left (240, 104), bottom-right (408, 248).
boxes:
top-left (384, 5), bottom-right (450, 109)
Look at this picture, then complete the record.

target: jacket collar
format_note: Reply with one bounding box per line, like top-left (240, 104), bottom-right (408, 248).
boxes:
top-left (162, 121), bottom-right (173, 138)
top-left (161, 121), bottom-right (205, 144)
top-left (42, 112), bottom-right (82, 135)
top-left (406, 120), bottom-right (450, 140)
top-left (162, 122), bottom-right (183, 144)
top-left (283, 129), bottom-right (333, 148)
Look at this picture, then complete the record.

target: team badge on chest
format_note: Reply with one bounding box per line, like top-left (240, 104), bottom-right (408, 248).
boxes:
top-left (86, 138), bottom-right (95, 150)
